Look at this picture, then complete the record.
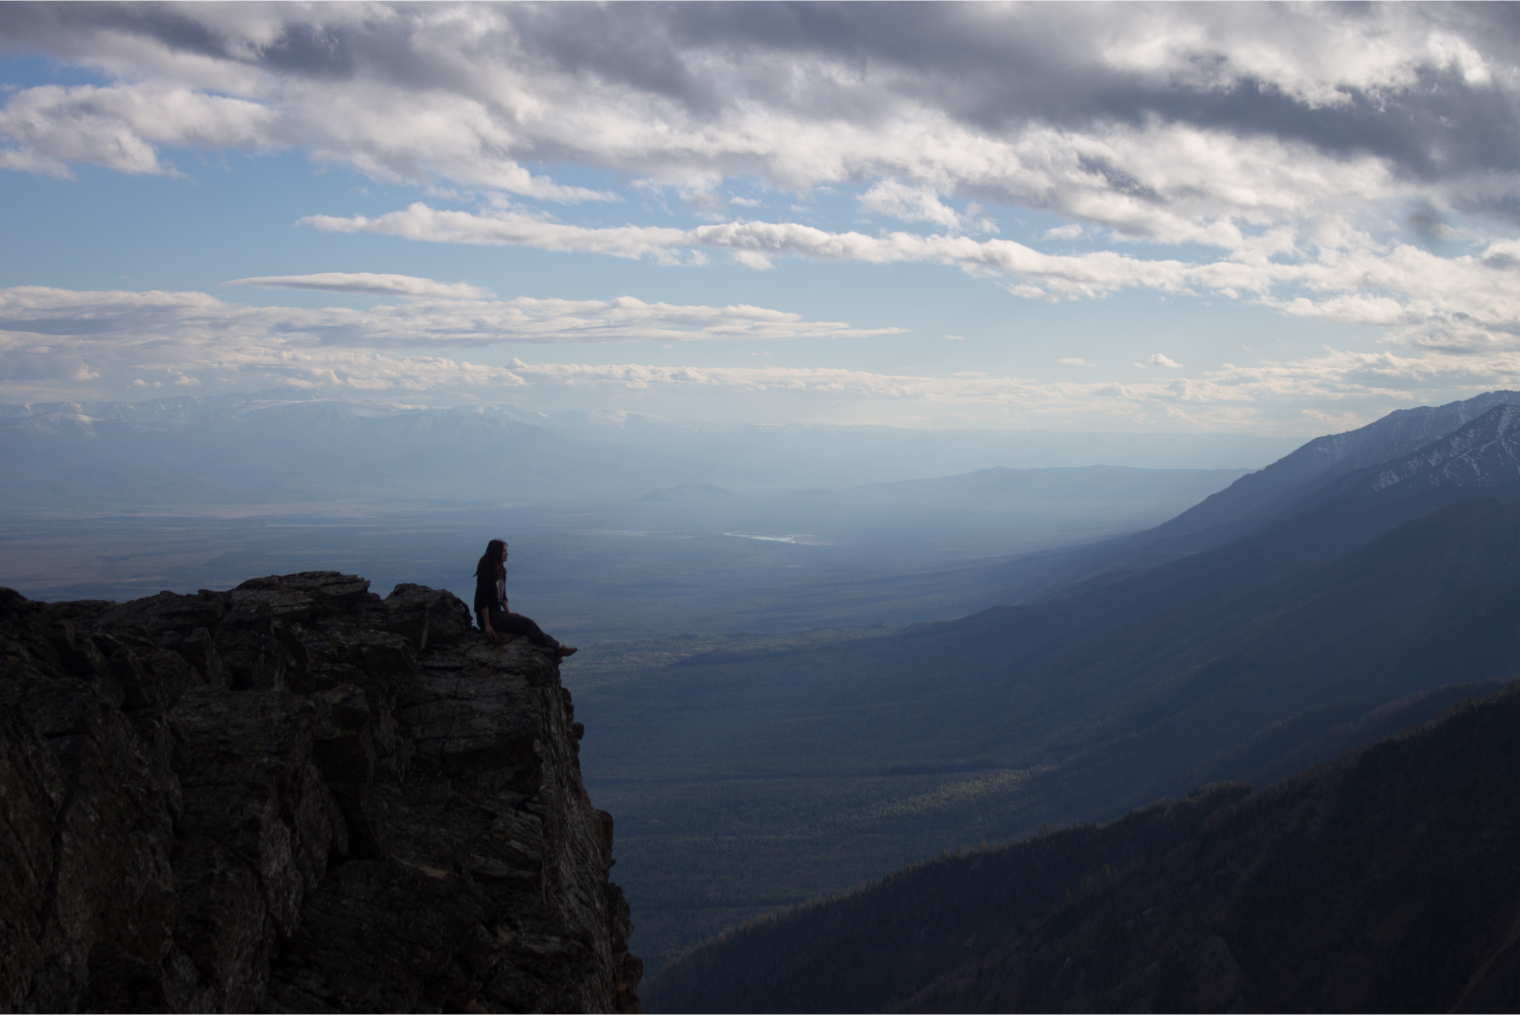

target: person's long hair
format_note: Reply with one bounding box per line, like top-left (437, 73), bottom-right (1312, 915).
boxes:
top-left (475, 539), bottom-right (506, 581)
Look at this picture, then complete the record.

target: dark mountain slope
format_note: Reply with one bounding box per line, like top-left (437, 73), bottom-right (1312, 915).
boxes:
top-left (642, 784), bottom-right (1253, 1014)
top-left (828, 495), bottom-right (1520, 811)
top-left (585, 426), bottom-right (1520, 968)
top-left (1022, 495), bottom-right (1520, 813)
top-left (606, 489), bottom-right (1520, 791)
top-left (642, 681), bottom-right (1519, 1014)
top-left (900, 684), bottom-right (1520, 1013)
top-left (1146, 388), bottom-right (1520, 541)
top-left (890, 407), bottom-right (1520, 794)
top-left (944, 391), bottom-right (1520, 607)
top-left (826, 465), bottom-right (1247, 508)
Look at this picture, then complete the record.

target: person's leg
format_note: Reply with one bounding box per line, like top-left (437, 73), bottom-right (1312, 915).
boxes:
top-left (488, 611), bottom-right (559, 650)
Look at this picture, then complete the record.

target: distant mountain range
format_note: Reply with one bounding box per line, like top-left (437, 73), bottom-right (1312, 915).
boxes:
top-left (0, 392), bottom-right (1295, 512)
top-left (0, 393), bottom-right (1261, 628)
top-left (585, 391), bottom-right (1520, 990)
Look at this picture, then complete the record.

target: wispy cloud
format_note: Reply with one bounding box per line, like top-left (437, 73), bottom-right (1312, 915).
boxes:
top-left (228, 273), bottom-right (496, 300)
top-left (9, 285), bottom-right (1520, 432)
top-left (0, 285), bottom-right (904, 400)
top-left (300, 202), bottom-right (1202, 294)
top-left (298, 204), bottom-right (1520, 356)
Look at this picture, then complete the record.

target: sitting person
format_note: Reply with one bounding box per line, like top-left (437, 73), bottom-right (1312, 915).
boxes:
top-left (472, 538), bottom-right (577, 659)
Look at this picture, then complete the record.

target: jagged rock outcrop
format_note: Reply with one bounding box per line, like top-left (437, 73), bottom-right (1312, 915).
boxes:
top-left (0, 572), bottom-right (641, 1012)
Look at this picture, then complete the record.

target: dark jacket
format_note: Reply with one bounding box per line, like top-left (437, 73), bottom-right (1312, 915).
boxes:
top-left (473, 570), bottom-right (502, 615)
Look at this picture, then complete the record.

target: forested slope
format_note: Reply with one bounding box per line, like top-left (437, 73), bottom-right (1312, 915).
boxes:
top-left (646, 684), bottom-right (1520, 1013)
top-left (900, 684), bottom-right (1520, 1013)
top-left (643, 784), bottom-right (1252, 1013)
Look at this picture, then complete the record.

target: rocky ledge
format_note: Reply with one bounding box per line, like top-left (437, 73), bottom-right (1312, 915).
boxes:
top-left (0, 571), bottom-right (641, 1013)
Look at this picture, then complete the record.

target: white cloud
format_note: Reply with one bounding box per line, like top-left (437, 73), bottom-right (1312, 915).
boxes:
top-left (298, 204), bottom-right (1520, 356)
top-left (3, 4), bottom-right (1516, 233)
top-left (496, 348), bottom-right (1520, 431)
top-left (10, 287), bottom-right (1520, 432)
top-left (1058, 357), bottom-right (1094, 366)
top-left (227, 273), bottom-right (495, 300)
top-left (0, 286), bottom-right (897, 353)
top-left (301, 202), bottom-right (1202, 298)
top-left (3, 4), bottom-right (1520, 428)
top-left (0, 84), bottom-right (279, 177)
top-left (1147, 354), bottom-right (1183, 368)
top-left (859, 181), bottom-right (965, 230)
top-left (301, 204), bottom-right (690, 257)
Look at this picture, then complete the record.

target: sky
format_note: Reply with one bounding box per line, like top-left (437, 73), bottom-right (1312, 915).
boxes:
top-left (2, 2), bottom-right (1520, 435)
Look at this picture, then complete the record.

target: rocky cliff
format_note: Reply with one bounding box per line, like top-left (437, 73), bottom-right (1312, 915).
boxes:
top-left (0, 571), bottom-right (641, 1012)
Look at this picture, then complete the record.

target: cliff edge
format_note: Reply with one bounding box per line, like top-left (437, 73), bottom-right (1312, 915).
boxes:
top-left (0, 571), bottom-right (641, 1012)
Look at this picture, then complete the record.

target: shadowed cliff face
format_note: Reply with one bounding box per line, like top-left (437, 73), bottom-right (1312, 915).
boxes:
top-left (0, 571), bottom-right (641, 1013)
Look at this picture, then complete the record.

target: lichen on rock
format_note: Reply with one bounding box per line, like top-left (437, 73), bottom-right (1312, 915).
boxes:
top-left (0, 572), bottom-right (641, 1013)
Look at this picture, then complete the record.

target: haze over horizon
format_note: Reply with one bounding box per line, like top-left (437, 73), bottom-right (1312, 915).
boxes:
top-left (5, 3), bottom-right (1520, 436)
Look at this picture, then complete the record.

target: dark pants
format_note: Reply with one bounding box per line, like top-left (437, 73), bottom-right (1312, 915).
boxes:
top-left (485, 610), bottom-right (559, 650)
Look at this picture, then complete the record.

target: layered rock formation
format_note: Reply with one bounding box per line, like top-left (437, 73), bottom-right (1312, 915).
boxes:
top-left (0, 571), bottom-right (641, 1012)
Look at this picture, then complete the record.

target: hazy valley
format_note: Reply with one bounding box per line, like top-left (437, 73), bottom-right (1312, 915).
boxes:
top-left (0, 393), bottom-right (1279, 637)
top-left (7, 391), bottom-right (1520, 1011)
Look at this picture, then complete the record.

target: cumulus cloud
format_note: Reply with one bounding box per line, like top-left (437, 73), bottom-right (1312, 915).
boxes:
top-left (860, 181), bottom-right (967, 230)
top-left (0, 83), bottom-right (278, 177)
top-left (3, 3), bottom-right (1518, 223)
top-left (1147, 354), bottom-right (1184, 368)
top-left (4, 3), bottom-right (1520, 420)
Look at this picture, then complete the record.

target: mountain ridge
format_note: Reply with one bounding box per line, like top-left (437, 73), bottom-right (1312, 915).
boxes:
top-left (1310, 402), bottom-right (1520, 501)
top-left (585, 391), bottom-right (1520, 973)
top-left (1144, 389), bottom-right (1520, 541)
